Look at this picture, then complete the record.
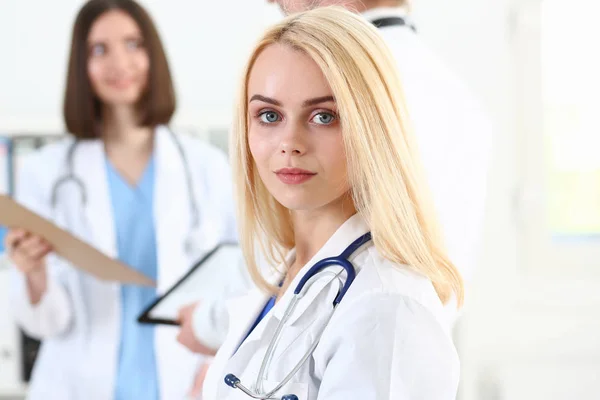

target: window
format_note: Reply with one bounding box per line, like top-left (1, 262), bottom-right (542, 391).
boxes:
top-left (542, 0), bottom-right (600, 239)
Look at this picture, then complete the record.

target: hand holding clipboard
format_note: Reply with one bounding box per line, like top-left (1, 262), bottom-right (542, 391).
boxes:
top-left (0, 195), bottom-right (154, 286)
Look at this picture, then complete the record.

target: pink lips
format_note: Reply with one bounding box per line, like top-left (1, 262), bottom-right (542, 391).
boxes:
top-left (107, 78), bottom-right (135, 89)
top-left (275, 167), bottom-right (316, 185)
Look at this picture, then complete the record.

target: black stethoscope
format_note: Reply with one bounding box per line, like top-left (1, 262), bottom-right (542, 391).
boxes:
top-left (371, 16), bottom-right (417, 32)
top-left (49, 128), bottom-right (201, 255)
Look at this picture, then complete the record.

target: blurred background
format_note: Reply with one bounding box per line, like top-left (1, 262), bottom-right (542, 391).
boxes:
top-left (1, 0), bottom-right (599, 399)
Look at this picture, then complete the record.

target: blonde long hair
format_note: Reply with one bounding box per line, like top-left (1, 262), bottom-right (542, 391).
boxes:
top-left (231, 6), bottom-right (463, 305)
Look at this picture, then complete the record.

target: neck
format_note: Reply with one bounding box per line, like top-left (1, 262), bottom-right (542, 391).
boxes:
top-left (288, 194), bottom-right (356, 277)
top-left (351, 0), bottom-right (402, 13)
top-left (101, 105), bottom-right (153, 156)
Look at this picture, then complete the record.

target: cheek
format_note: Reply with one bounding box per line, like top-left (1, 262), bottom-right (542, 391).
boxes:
top-left (248, 130), bottom-right (273, 172)
top-left (87, 60), bottom-right (104, 92)
top-left (134, 52), bottom-right (150, 86)
top-left (87, 60), bottom-right (100, 83)
top-left (321, 135), bottom-right (348, 181)
top-left (137, 52), bottom-right (150, 76)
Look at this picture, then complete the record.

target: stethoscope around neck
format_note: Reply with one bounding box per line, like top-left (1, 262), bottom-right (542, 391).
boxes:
top-left (49, 128), bottom-right (201, 255)
top-left (224, 232), bottom-right (372, 400)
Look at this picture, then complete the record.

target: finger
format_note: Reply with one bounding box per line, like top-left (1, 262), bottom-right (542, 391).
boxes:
top-left (176, 331), bottom-right (186, 346)
top-left (19, 237), bottom-right (45, 259)
top-left (20, 236), bottom-right (51, 256)
top-left (185, 301), bottom-right (199, 313)
top-left (180, 305), bottom-right (195, 322)
top-left (28, 243), bottom-right (52, 260)
top-left (5, 229), bottom-right (26, 249)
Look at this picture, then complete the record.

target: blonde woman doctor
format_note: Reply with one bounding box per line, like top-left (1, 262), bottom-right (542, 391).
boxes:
top-left (4, 1), bottom-right (236, 399)
top-left (201, 7), bottom-right (461, 400)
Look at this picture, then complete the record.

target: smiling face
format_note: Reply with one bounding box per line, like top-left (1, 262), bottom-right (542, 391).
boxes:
top-left (246, 43), bottom-right (350, 212)
top-left (86, 9), bottom-right (150, 107)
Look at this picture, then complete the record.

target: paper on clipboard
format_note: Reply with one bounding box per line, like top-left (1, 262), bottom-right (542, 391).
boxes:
top-left (139, 243), bottom-right (244, 325)
top-left (0, 195), bottom-right (155, 287)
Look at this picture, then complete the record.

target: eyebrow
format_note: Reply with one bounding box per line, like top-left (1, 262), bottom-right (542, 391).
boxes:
top-left (249, 94), bottom-right (335, 107)
top-left (249, 95), bottom-right (281, 106)
top-left (302, 96), bottom-right (335, 107)
top-left (87, 33), bottom-right (142, 45)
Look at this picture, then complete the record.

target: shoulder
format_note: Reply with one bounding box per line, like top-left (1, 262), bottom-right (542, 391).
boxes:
top-left (319, 247), bottom-right (460, 395)
top-left (13, 137), bottom-right (77, 210)
top-left (17, 137), bottom-right (75, 179)
top-left (382, 29), bottom-right (488, 110)
top-left (344, 245), bottom-right (450, 332)
top-left (22, 136), bottom-right (74, 161)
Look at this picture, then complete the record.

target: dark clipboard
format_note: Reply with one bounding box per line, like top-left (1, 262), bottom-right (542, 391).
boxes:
top-left (138, 241), bottom-right (242, 326)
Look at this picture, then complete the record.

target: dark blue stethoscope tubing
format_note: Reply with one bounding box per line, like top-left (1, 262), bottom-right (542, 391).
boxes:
top-left (293, 232), bottom-right (372, 306)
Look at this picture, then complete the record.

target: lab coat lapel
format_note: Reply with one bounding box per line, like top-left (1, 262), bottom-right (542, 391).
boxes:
top-left (213, 218), bottom-right (371, 397)
top-left (223, 288), bottom-right (272, 360)
top-left (272, 214), bottom-right (371, 326)
top-left (153, 125), bottom-right (191, 292)
top-left (74, 139), bottom-right (117, 258)
top-left (234, 215), bottom-right (371, 357)
top-left (223, 259), bottom-right (287, 357)
top-left (203, 287), bottom-right (273, 399)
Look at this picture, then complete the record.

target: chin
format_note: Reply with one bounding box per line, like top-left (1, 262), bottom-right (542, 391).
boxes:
top-left (274, 195), bottom-right (321, 212)
top-left (101, 92), bottom-right (142, 107)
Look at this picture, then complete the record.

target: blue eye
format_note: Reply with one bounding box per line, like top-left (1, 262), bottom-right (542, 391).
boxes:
top-left (90, 43), bottom-right (106, 56)
top-left (259, 111), bottom-right (281, 124)
top-left (126, 38), bottom-right (143, 50)
top-left (311, 112), bottom-right (336, 125)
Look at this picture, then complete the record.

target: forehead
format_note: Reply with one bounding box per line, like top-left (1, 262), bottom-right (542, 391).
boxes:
top-left (88, 10), bottom-right (142, 41)
top-left (247, 43), bottom-right (333, 104)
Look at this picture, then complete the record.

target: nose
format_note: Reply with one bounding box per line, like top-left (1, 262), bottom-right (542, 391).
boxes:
top-left (279, 123), bottom-right (307, 156)
top-left (107, 46), bottom-right (130, 73)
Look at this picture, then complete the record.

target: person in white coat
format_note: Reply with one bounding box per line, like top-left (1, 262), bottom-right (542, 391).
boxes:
top-left (201, 7), bottom-right (462, 399)
top-left (3, 0), bottom-right (237, 399)
top-left (266, 0), bottom-right (493, 325)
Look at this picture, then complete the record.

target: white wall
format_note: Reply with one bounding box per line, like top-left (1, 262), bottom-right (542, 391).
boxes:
top-left (413, 2), bottom-right (518, 399)
top-left (0, 0), bottom-right (282, 133)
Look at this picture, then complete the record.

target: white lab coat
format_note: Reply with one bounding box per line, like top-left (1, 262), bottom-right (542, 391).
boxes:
top-left (362, 8), bottom-right (493, 321)
top-left (8, 126), bottom-right (237, 400)
top-left (202, 214), bottom-right (460, 400)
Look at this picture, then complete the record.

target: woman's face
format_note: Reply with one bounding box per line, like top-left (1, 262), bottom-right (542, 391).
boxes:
top-left (247, 43), bottom-right (350, 213)
top-left (87, 10), bottom-right (149, 107)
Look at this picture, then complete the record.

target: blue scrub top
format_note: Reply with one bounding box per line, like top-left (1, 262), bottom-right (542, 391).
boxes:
top-left (106, 155), bottom-right (160, 400)
top-left (0, 226), bottom-right (7, 253)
